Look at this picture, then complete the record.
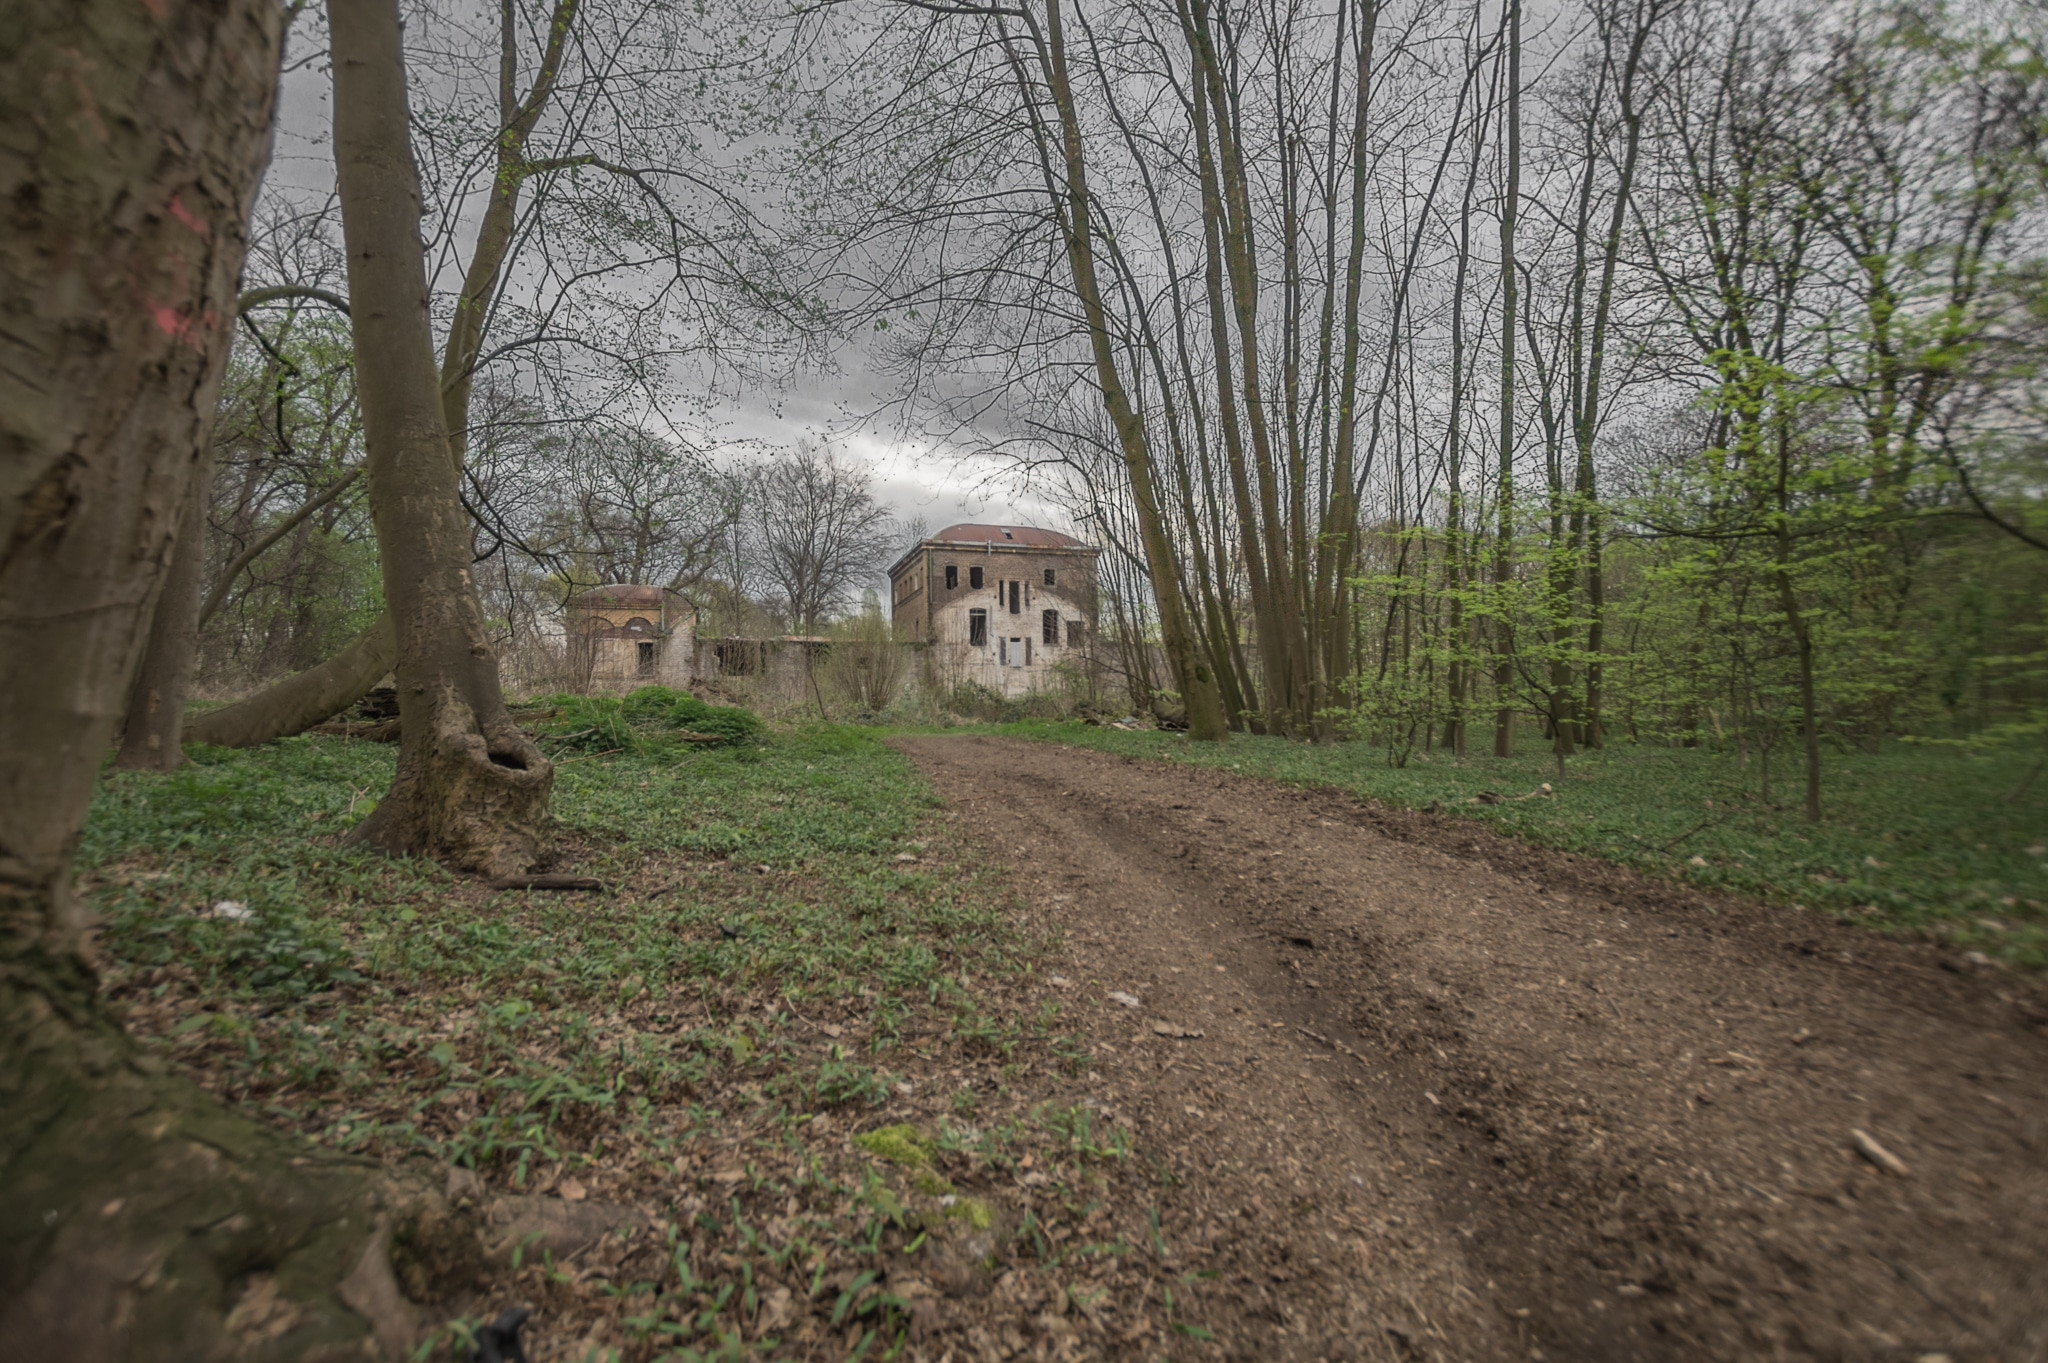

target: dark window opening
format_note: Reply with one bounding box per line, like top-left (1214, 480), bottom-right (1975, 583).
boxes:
top-left (1042, 609), bottom-right (1059, 645)
top-left (945, 564), bottom-right (958, 589)
top-left (636, 640), bottom-right (656, 675)
top-left (1043, 568), bottom-right (1056, 586)
top-left (1066, 620), bottom-right (1083, 647)
top-left (1025, 637), bottom-right (1032, 665)
top-left (999, 636), bottom-right (1007, 664)
top-left (1008, 580), bottom-right (1020, 614)
top-left (968, 609), bottom-right (988, 646)
top-left (969, 565), bottom-right (984, 589)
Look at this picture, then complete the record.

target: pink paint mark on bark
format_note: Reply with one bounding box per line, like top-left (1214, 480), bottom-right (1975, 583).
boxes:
top-left (148, 301), bottom-right (215, 349)
top-left (167, 194), bottom-right (206, 235)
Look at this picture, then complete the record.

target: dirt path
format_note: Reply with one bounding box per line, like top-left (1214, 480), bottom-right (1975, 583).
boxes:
top-left (893, 735), bottom-right (2048, 1363)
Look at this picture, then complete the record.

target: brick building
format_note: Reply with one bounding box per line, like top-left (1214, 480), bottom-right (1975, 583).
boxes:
top-left (886, 524), bottom-right (1097, 695)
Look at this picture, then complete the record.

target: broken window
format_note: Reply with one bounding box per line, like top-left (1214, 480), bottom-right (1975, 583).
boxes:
top-left (969, 609), bottom-right (987, 646)
top-left (1008, 580), bottom-right (1020, 614)
top-left (969, 565), bottom-right (983, 589)
top-left (636, 640), bottom-right (656, 676)
top-left (1043, 568), bottom-right (1056, 586)
top-left (1042, 609), bottom-right (1059, 645)
top-left (945, 564), bottom-right (958, 589)
top-left (1066, 619), bottom-right (1083, 647)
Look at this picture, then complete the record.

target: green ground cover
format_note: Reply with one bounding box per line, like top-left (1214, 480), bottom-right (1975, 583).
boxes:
top-left (77, 724), bottom-right (1177, 1359)
top-left (974, 721), bottom-right (2048, 969)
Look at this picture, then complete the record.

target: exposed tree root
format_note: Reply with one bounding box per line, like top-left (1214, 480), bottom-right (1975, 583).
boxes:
top-left (1, 951), bottom-right (470, 1361)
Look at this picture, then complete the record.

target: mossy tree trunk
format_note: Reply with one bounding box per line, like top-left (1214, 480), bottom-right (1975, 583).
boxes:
top-left (328, 0), bottom-right (553, 876)
top-left (2, 3), bottom-right (453, 1357)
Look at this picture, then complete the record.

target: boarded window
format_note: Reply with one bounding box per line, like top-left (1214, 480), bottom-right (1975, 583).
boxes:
top-left (1044, 568), bottom-right (1056, 586)
top-left (970, 565), bottom-right (983, 589)
top-left (1066, 619), bottom-right (1082, 647)
top-left (1008, 580), bottom-right (1020, 614)
top-left (968, 609), bottom-right (987, 646)
top-left (1042, 609), bottom-right (1059, 645)
top-left (945, 564), bottom-right (958, 589)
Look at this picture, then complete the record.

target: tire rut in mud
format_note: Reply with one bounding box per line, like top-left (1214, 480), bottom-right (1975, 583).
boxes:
top-left (895, 735), bottom-right (2048, 1363)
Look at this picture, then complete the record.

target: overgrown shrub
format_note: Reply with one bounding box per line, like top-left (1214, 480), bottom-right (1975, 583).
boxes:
top-left (825, 612), bottom-right (910, 712)
top-left (529, 686), bottom-right (764, 753)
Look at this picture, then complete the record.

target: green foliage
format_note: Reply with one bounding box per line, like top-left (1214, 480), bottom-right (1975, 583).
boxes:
top-left (528, 686), bottom-right (765, 755)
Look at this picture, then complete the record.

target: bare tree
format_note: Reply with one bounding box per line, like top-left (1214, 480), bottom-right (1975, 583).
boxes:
top-left (752, 443), bottom-right (896, 631)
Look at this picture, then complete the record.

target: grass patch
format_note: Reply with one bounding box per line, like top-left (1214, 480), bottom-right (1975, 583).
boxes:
top-left (77, 723), bottom-right (1177, 1357)
top-left (967, 720), bottom-right (2048, 968)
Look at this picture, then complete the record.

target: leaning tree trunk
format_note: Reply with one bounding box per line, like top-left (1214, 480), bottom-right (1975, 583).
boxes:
top-left (114, 449), bottom-right (214, 769)
top-left (329, 0), bottom-right (552, 875)
top-left (1, 2), bottom-right (455, 1357)
top-left (183, 610), bottom-right (397, 746)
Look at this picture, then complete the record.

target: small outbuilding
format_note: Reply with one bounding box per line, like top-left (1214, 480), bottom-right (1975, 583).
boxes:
top-left (563, 584), bottom-right (696, 693)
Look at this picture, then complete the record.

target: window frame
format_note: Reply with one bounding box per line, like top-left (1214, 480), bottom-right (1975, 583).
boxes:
top-left (1043, 568), bottom-right (1056, 587)
top-left (968, 608), bottom-right (988, 646)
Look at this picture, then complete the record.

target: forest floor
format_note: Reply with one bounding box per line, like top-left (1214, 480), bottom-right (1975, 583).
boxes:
top-left (77, 726), bottom-right (2048, 1361)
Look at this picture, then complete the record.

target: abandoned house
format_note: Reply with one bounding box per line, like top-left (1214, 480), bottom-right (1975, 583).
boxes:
top-left (563, 584), bottom-right (697, 692)
top-left (887, 523), bottom-right (1097, 694)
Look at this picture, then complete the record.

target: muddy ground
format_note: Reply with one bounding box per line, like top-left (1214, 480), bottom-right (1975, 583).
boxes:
top-left (894, 735), bottom-right (2048, 1363)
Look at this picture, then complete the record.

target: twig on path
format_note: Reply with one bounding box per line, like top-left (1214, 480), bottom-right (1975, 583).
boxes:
top-left (557, 748), bottom-right (624, 765)
top-left (1870, 1250), bottom-right (1981, 1338)
top-left (1851, 1127), bottom-right (1910, 1176)
top-left (1296, 1026), bottom-right (1370, 1066)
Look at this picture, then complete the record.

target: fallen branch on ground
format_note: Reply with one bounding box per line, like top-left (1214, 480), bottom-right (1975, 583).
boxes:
top-left (488, 874), bottom-right (606, 892)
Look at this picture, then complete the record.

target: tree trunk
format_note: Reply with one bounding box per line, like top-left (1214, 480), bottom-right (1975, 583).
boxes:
top-left (1492, 0), bottom-right (1521, 760)
top-left (329, 0), bottom-right (552, 875)
top-left (115, 450), bottom-right (213, 770)
top-left (1, 3), bottom-right (452, 1357)
top-left (183, 611), bottom-right (398, 746)
top-left (1032, 0), bottom-right (1228, 742)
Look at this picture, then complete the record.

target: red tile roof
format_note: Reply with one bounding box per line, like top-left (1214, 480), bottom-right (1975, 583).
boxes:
top-left (929, 523), bottom-right (1089, 549)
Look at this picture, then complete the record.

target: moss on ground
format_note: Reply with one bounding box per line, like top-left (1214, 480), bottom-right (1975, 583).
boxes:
top-left (853, 1123), bottom-right (934, 1168)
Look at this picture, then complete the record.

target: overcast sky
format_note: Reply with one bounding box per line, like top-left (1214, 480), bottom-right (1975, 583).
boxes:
top-left (264, 9), bottom-right (1070, 543)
